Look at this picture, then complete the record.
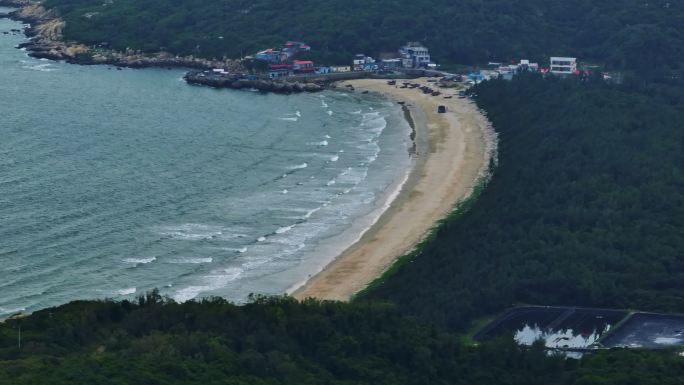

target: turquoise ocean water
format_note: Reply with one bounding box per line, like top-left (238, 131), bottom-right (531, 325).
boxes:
top-left (0, 12), bottom-right (411, 315)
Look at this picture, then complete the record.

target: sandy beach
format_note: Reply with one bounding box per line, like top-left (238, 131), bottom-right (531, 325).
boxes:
top-left (292, 78), bottom-right (496, 301)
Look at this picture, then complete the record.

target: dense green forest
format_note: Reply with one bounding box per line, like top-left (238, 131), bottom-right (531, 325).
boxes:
top-left (43, 0), bottom-right (684, 74)
top-left (364, 74), bottom-right (684, 329)
top-left (1, 293), bottom-right (684, 385)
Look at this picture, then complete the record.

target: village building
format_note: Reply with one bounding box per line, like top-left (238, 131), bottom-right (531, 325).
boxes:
top-left (330, 65), bottom-right (351, 73)
top-left (399, 42), bottom-right (432, 68)
top-left (497, 59), bottom-right (540, 80)
top-left (255, 41), bottom-right (312, 65)
top-left (256, 49), bottom-right (290, 63)
top-left (550, 57), bottom-right (577, 75)
top-left (293, 60), bottom-right (315, 74)
top-left (353, 54), bottom-right (376, 71)
top-left (268, 64), bottom-right (293, 78)
top-left (380, 58), bottom-right (402, 70)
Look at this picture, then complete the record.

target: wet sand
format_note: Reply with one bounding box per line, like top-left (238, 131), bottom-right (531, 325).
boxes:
top-left (292, 78), bottom-right (496, 301)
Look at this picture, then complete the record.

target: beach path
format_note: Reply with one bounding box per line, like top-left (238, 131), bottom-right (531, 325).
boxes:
top-left (292, 78), bottom-right (494, 301)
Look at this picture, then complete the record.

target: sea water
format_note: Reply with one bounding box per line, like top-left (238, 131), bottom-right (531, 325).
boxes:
top-left (0, 15), bottom-right (412, 315)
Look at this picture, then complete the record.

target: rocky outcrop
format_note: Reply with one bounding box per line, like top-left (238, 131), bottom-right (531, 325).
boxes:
top-left (184, 71), bottom-right (324, 94)
top-left (2, 0), bottom-right (245, 71)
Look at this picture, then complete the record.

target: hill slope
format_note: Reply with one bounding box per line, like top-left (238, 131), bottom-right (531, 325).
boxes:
top-left (42, 0), bottom-right (684, 73)
top-left (364, 75), bottom-right (684, 329)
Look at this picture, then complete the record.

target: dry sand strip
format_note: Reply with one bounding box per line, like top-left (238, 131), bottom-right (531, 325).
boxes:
top-left (292, 78), bottom-right (497, 301)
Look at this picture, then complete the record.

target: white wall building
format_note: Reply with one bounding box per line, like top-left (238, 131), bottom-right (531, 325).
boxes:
top-left (399, 42), bottom-right (432, 68)
top-left (550, 57), bottom-right (577, 75)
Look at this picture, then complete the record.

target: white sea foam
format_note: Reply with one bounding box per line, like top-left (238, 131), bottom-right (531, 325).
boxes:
top-left (0, 306), bottom-right (26, 316)
top-left (326, 179), bottom-right (336, 186)
top-left (117, 287), bottom-right (136, 296)
top-left (321, 100), bottom-right (328, 108)
top-left (351, 109), bottom-right (362, 114)
top-left (295, 110), bottom-right (302, 117)
top-left (123, 257), bottom-right (156, 265)
top-left (327, 110), bottom-right (333, 116)
top-left (168, 257), bottom-right (213, 264)
top-left (325, 134), bottom-right (331, 139)
top-left (330, 155), bottom-right (339, 162)
top-left (289, 163), bottom-right (308, 170)
top-left (275, 224), bottom-right (295, 234)
top-left (242, 257), bottom-right (270, 270)
top-left (282, 189), bottom-right (288, 194)
top-left (173, 268), bottom-right (243, 302)
top-left (280, 117), bottom-right (298, 122)
top-left (655, 337), bottom-right (682, 345)
top-left (158, 223), bottom-right (223, 240)
top-left (308, 140), bottom-right (328, 146)
top-left (22, 63), bottom-right (56, 72)
top-left (257, 236), bottom-right (266, 242)
top-left (222, 247), bottom-right (248, 253)
top-left (303, 207), bottom-right (321, 219)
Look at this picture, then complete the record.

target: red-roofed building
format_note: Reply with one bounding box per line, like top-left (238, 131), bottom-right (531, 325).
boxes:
top-left (293, 60), bottom-right (315, 73)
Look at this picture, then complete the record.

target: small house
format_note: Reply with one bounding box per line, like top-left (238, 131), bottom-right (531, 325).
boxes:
top-left (550, 57), bottom-right (577, 75)
top-left (268, 64), bottom-right (292, 78)
top-left (399, 42), bottom-right (433, 68)
top-left (293, 60), bottom-right (315, 73)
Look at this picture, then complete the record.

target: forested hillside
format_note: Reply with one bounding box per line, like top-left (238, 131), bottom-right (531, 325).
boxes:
top-left (364, 74), bottom-right (684, 329)
top-left (43, 0), bottom-right (683, 74)
top-left (1, 293), bottom-right (684, 385)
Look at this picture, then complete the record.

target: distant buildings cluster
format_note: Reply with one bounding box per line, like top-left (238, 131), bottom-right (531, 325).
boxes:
top-left (353, 42), bottom-right (438, 72)
top-left (465, 57), bottom-right (585, 83)
top-left (248, 39), bottom-right (590, 83)
top-left (252, 40), bottom-right (440, 79)
top-left (255, 41), bottom-right (311, 64)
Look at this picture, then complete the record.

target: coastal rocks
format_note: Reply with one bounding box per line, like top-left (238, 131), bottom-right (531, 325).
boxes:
top-left (184, 70), bottom-right (324, 94)
top-left (2, 0), bottom-right (246, 71)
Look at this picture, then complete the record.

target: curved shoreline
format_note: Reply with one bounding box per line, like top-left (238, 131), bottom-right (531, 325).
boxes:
top-left (293, 78), bottom-right (497, 301)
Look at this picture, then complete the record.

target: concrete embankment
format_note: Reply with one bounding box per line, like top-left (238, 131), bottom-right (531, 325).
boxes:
top-left (184, 71), bottom-right (325, 94)
top-left (183, 70), bottom-right (427, 94)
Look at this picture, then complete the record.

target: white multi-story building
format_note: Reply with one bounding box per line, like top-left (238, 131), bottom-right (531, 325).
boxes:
top-left (400, 42), bottom-right (431, 68)
top-left (550, 57), bottom-right (577, 75)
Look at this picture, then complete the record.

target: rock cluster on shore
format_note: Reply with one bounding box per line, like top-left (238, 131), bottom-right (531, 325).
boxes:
top-left (2, 0), bottom-right (245, 71)
top-left (184, 71), bottom-right (324, 94)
